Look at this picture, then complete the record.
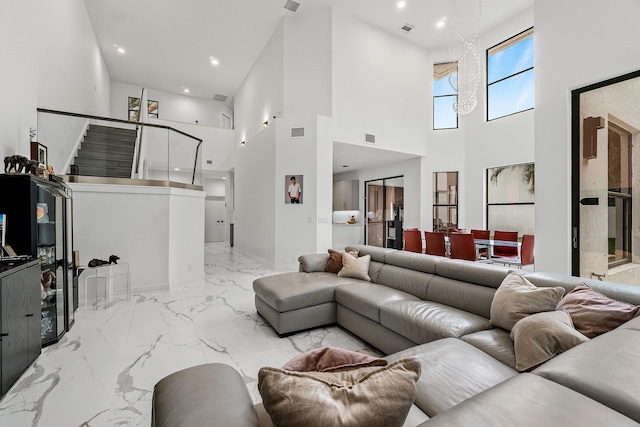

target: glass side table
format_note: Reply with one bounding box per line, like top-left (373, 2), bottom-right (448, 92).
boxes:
top-left (82, 262), bottom-right (131, 309)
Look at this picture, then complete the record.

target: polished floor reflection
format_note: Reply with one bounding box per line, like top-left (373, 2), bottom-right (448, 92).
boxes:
top-left (0, 243), bottom-right (372, 427)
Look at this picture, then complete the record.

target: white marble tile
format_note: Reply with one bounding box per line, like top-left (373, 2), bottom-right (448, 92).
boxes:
top-left (0, 243), bottom-right (372, 427)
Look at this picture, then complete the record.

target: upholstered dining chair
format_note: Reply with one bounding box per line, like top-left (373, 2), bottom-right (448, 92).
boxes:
top-left (449, 233), bottom-right (477, 261)
top-left (403, 228), bottom-right (422, 253)
top-left (492, 234), bottom-right (534, 269)
top-left (470, 229), bottom-right (490, 258)
top-left (493, 230), bottom-right (519, 258)
top-left (424, 231), bottom-right (446, 257)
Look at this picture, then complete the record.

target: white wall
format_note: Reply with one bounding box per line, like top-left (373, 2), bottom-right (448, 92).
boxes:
top-left (534, 0), bottom-right (640, 274)
top-left (234, 22), bottom-right (285, 147)
top-left (331, 12), bottom-right (429, 156)
top-left (0, 0), bottom-right (110, 162)
top-left (71, 183), bottom-right (205, 293)
top-left (204, 179), bottom-right (226, 197)
top-left (109, 82), bottom-right (233, 128)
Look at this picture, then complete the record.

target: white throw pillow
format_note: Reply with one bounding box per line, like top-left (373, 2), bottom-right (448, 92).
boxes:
top-left (338, 253), bottom-right (371, 281)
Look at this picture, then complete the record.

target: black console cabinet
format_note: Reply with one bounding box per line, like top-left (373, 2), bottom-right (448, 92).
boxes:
top-left (0, 174), bottom-right (76, 347)
top-left (0, 260), bottom-right (41, 398)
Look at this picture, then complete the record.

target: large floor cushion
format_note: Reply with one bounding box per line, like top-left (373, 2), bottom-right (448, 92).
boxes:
top-left (460, 328), bottom-right (516, 368)
top-left (380, 300), bottom-right (493, 344)
top-left (335, 282), bottom-right (421, 323)
top-left (418, 374), bottom-right (638, 427)
top-left (253, 272), bottom-right (357, 312)
top-left (385, 338), bottom-right (517, 417)
top-left (533, 327), bottom-right (640, 423)
top-left (152, 363), bottom-right (260, 427)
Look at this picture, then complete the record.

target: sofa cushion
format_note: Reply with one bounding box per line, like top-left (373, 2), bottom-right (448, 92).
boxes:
top-left (298, 253), bottom-right (331, 273)
top-left (324, 249), bottom-right (358, 274)
top-left (385, 338), bottom-right (517, 417)
top-left (460, 329), bottom-right (516, 368)
top-left (383, 251), bottom-right (440, 274)
top-left (338, 253), bottom-right (371, 281)
top-left (418, 373), bottom-right (638, 427)
top-left (380, 300), bottom-right (493, 344)
top-left (345, 245), bottom-right (396, 263)
top-left (253, 272), bottom-right (357, 312)
top-left (281, 347), bottom-right (387, 372)
top-left (336, 282), bottom-right (420, 323)
top-left (434, 259), bottom-right (516, 289)
top-left (533, 327), bottom-right (640, 423)
top-left (556, 283), bottom-right (640, 338)
top-left (258, 358), bottom-right (421, 427)
top-left (511, 310), bottom-right (588, 372)
top-left (490, 272), bottom-right (565, 331)
top-left (425, 276), bottom-right (496, 319)
top-left (375, 264), bottom-right (434, 299)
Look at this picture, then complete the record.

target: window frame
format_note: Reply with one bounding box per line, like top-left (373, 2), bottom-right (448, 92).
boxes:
top-left (485, 163), bottom-right (535, 234)
top-left (433, 61), bottom-right (459, 130)
top-left (433, 171), bottom-right (459, 232)
top-left (486, 27), bottom-right (534, 121)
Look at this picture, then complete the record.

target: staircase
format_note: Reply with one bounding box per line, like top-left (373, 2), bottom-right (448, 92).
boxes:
top-left (71, 125), bottom-right (137, 178)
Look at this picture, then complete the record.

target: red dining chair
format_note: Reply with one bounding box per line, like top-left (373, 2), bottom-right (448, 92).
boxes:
top-left (493, 230), bottom-right (519, 258)
top-left (449, 233), bottom-right (477, 261)
top-left (424, 231), bottom-right (446, 257)
top-left (403, 228), bottom-right (422, 253)
top-left (470, 229), bottom-right (490, 258)
top-left (492, 234), bottom-right (534, 269)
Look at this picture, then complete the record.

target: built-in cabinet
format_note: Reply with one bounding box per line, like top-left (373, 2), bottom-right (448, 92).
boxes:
top-left (0, 260), bottom-right (41, 398)
top-left (0, 174), bottom-right (76, 347)
top-left (333, 180), bottom-right (359, 211)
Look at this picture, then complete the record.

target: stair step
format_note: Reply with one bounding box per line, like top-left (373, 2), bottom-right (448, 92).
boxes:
top-left (71, 164), bottom-right (132, 177)
top-left (74, 170), bottom-right (132, 179)
top-left (73, 158), bottom-right (132, 169)
top-left (74, 150), bottom-right (133, 162)
top-left (88, 125), bottom-right (137, 137)
top-left (80, 142), bottom-right (135, 154)
top-left (83, 135), bottom-right (136, 147)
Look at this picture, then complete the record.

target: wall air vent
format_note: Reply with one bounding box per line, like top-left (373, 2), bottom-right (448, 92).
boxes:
top-left (283, 0), bottom-right (300, 12)
top-left (213, 94), bottom-right (228, 102)
top-left (206, 160), bottom-right (213, 165)
top-left (291, 127), bottom-right (305, 138)
top-left (365, 133), bottom-right (376, 143)
top-left (401, 24), bottom-right (414, 33)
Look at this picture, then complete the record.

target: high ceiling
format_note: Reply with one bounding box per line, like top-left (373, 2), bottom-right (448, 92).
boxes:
top-left (84, 0), bottom-right (533, 104)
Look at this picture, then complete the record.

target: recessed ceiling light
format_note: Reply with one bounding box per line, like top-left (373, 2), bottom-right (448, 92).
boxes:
top-left (209, 56), bottom-right (220, 66)
top-left (436, 18), bottom-right (446, 28)
top-left (174, 168), bottom-right (180, 171)
top-left (240, 140), bottom-right (246, 146)
top-left (222, 177), bottom-right (226, 180)
top-left (117, 47), bottom-right (126, 54)
top-left (183, 88), bottom-right (190, 93)
top-left (397, 1), bottom-right (406, 8)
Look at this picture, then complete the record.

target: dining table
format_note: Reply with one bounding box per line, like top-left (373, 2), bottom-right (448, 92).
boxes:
top-left (444, 237), bottom-right (521, 261)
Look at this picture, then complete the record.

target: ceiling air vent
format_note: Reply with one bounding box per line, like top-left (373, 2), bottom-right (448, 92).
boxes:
top-left (213, 94), bottom-right (228, 102)
top-left (283, 0), bottom-right (300, 12)
top-left (291, 127), bottom-right (305, 138)
top-left (401, 24), bottom-right (414, 33)
top-left (365, 133), bottom-right (376, 143)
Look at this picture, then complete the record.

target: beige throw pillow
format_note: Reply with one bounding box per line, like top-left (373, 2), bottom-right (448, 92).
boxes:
top-left (337, 252), bottom-right (371, 281)
top-left (258, 357), bottom-right (421, 427)
top-left (511, 310), bottom-right (589, 372)
top-left (324, 249), bottom-right (359, 274)
top-left (490, 272), bottom-right (565, 331)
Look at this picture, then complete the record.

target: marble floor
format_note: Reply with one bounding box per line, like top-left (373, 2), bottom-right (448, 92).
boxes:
top-left (0, 243), bottom-right (374, 427)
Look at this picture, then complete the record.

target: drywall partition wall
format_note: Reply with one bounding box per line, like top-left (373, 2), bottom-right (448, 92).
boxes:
top-left (232, 125), bottom-right (277, 267)
top-left (331, 11), bottom-right (429, 156)
top-left (274, 115), bottom-right (333, 271)
top-left (0, 0), bottom-right (110, 163)
top-left (70, 183), bottom-right (205, 293)
top-left (283, 8), bottom-right (332, 117)
top-left (234, 21), bottom-right (285, 147)
top-left (534, 0), bottom-right (640, 275)
top-left (109, 82), bottom-right (233, 128)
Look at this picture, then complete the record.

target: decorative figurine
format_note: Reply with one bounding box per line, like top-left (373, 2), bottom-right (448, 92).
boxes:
top-left (88, 255), bottom-right (120, 267)
top-left (4, 155), bottom-right (39, 173)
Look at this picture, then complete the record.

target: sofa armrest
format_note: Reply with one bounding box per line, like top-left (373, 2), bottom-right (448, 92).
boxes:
top-left (298, 253), bottom-right (330, 272)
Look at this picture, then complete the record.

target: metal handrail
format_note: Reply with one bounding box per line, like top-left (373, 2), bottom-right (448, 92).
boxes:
top-left (36, 108), bottom-right (202, 143)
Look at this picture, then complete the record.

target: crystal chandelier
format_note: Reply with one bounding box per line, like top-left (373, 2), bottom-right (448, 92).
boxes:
top-left (447, 0), bottom-right (482, 116)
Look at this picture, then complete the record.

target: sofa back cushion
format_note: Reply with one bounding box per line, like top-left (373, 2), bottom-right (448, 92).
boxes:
top-left (345, 245), bottom-right (396, 263)
top-left (425, 276), bottom-right (496, 319)
top-left (376, 265), bottom-right (434, 299)
top-left (384, 251), bottom-right (440, 274)
top-left (435, 259), bottom-right (516, 289)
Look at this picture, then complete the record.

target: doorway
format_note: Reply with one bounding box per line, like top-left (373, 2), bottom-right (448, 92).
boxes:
top-left (365, 176), bottom-right (404, 248)
top-left (572, 69), bottom-right (640, 284)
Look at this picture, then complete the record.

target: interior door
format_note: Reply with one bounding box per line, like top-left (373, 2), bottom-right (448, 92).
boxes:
top-left (205, 200), bottom-right (226, 242)
top-left (572, 70), bottom-right (640, 284)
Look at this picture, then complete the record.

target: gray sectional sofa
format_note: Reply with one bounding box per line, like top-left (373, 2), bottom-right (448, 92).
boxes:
top-left (153, 245), bottom-right (640, 426)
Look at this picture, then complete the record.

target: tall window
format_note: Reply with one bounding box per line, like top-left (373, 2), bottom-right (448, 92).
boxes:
top-left (486, 163), bottom-right (535, 235)
top-left (487, 28), bottom-right (534, 121)
top-left (128, 97), bottom-right (140, 121)
top-left (433, 62), bottom-right (458, 129)
top-left (433, 172), bottom-right (458, 232)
